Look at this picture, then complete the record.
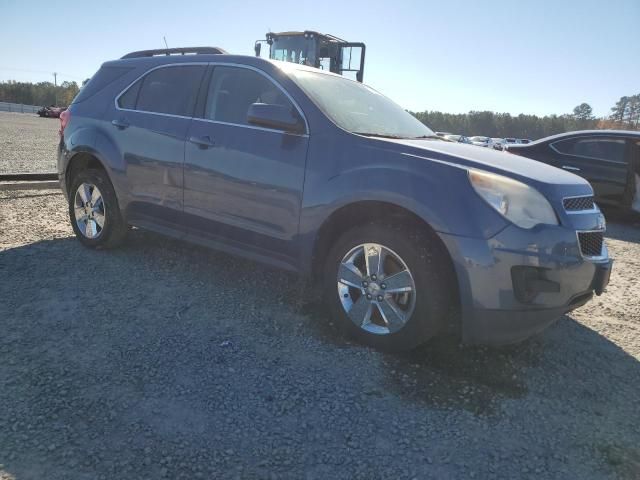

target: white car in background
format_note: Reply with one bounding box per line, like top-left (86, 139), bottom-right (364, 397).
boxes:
top-left (443, 134), bottom-right (472, 144)
top-left (468, 136), bottom-right (491, 147)
top-left (491, 138), bottom-right (505, 150)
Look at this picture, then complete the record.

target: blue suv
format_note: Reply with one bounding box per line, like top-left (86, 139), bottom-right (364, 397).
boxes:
top-left (58, 47), bottom-right (612, 351)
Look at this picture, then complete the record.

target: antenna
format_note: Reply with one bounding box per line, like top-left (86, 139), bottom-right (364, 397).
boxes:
top-left (163, 36), bottom-right (169, 55)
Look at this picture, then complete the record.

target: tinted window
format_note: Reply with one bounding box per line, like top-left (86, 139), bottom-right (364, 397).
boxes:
top-left (204, 66), bottom-right (294, 125)
top-left (552, 137), bottom-right (627, 163)
top-left (74, 66), bottom-right (133, 104)
top-left (131, 65), bottom-right (205, 116)
top-left (118, 79), bottom-right (141, 109)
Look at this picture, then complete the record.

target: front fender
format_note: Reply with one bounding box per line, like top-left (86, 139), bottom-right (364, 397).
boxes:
top-left (297, 159), bottom-right (508, 274)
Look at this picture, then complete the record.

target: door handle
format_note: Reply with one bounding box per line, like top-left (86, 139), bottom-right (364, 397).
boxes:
top-left (111, 119), bottom-right (130, 130)
top-left (189, 135), bottom-right (216, 149)
top-left (562, 165), bottom-right (581, 172)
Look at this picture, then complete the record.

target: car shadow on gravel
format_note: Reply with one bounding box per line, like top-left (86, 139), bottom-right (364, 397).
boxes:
top-left (299, 294), bottom-right (640, 422)
top-left (300, 300), bottom-right (536, 415)
top-left (605, 221), bottom-right (640, 243)
top-left (601, 208), bottom-right (640, 243)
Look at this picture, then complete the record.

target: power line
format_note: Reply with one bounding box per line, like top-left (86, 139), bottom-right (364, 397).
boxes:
top-left (0, 67), bottom-right (84, 81)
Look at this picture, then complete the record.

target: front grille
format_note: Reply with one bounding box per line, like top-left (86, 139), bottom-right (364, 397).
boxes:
top-left (564, 196), bottom-right (595, 211)
top-left (578, 231), bottom-right (604, 257)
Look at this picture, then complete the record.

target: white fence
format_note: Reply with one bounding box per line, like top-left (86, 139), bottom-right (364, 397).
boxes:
top-left (0, 102), bottom-right (40, 114)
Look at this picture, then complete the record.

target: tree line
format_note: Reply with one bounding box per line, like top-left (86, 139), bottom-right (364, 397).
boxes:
top-left (0, 80), bottom-right (86, 108)
top-left (411, 95), bottom-right (640, 140)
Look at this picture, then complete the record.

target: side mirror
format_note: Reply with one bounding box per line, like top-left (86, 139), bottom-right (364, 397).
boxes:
top-left (254, 42), bottom-right (262, 57)
top-left (247, 103), bottom-right (304, 134)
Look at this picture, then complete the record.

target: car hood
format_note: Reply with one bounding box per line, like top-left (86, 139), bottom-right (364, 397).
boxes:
top-left (385, 138), bottom-right (591, 191)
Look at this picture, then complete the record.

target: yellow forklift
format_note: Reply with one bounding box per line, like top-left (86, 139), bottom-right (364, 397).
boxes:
top-left (254, 31), bottom-right (366, 82)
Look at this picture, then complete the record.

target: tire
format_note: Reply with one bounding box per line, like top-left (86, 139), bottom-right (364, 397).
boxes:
top-left (323, 221), bottom-right (452, 352)
top-left (68, 168), bottom-right (127, 249)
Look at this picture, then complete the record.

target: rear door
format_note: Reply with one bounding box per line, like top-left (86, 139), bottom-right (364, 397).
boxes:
top-left (183, 64), bottom-right (309, 266)
top-left (108, 64), bottom-right (206, 230)
top-left (549, 136), bottom-right (630, 203)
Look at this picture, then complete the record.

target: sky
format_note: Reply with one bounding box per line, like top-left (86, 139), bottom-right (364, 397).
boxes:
top-left (1, 0), bottom-right (639, 117)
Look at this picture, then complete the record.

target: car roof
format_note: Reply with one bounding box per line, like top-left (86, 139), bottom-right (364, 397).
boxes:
top-left (529, 129), bottom-right (640, 145)
top-left (105, 53), bottom-right (346, 81)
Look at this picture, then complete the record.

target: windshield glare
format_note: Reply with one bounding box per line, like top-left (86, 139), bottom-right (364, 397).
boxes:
top-left (287, 69), bottom-right (434, 139)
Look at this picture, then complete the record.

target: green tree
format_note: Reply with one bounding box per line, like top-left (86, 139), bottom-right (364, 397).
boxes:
top-left (572, 103), bottom-right (594, 121)
top-left (609, 96), bottom-right (630, 124)
top-left (624, 94), bottom-right (640, 128)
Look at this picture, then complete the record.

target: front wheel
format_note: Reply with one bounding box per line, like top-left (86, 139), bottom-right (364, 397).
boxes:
top-left (323, 222), bottom-right (452, 351)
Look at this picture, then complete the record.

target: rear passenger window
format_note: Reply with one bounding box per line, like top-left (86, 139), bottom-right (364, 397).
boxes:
top-left (204, 66), bottom-right (294, 125)
top-left (552, 138), bottom-right (627, 164)
top-left (119, 65), bottom-right (205, 116)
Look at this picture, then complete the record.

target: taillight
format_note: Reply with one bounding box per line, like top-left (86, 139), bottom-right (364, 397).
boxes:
top-left (59, 109), bottom-right (70, 136)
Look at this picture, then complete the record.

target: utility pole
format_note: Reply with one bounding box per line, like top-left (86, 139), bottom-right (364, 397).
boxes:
top-left (53, 72), bottom-right (58, 106)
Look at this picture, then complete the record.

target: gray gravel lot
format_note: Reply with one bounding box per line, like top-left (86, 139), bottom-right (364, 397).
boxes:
top-left (0, 116), bottom-right (639, 480)
top-left (0, 112), bottom-right (58, 174)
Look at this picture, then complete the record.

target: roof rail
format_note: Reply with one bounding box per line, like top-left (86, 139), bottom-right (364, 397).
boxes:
top-left (121, 47), bottom-right (227, 59)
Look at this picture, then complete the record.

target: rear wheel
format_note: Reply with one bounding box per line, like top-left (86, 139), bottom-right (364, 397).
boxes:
top-left (68, 168), bottom-right (127, 249)
top-left (323, 222), bottom-right (452, 351)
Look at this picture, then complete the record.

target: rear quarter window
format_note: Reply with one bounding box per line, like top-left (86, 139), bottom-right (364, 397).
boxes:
top-left (118, 80), bottom-right (141, 110)
top-left (72, 66), bottom-right (133, 104)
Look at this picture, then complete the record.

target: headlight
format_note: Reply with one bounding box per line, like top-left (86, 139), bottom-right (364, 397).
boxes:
top-left (468, 170), bottom-right (558, 228)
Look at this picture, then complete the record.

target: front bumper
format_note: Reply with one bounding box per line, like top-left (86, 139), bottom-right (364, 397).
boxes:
top-left (440, 222), bottom-right (612, 345)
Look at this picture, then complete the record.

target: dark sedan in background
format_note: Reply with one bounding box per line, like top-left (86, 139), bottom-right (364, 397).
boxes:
top-left (507, 130), bottom-right (640, 213)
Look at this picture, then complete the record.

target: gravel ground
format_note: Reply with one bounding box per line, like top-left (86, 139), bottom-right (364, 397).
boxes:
top-left (1, 117), bottom-right (639, 480)
top-left (0, 112), bottom-right (58, 174)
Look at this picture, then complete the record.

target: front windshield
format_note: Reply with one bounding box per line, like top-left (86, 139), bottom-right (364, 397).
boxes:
top-left (287, 68), bottom-right (435, 139)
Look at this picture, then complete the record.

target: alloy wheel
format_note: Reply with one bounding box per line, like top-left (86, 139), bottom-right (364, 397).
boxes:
top-left (337, 243), bottom-right (416, 335)
top-left (73, 182), bottom-right (106, 239)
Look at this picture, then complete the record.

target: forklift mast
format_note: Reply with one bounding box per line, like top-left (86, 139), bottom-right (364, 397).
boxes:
top-left (254, 31), bottom-right (366, 82)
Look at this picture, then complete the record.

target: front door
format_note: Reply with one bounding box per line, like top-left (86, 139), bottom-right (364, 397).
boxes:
top-left (550, 136), bottom-right (630, 203)
top-left (183, 65), bottom-right (309, 265)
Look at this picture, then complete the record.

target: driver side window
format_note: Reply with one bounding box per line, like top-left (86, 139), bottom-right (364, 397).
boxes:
top-left (204, 66), bottom-right (294, 126)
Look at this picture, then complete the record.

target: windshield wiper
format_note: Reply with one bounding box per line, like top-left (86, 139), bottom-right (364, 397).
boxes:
top-left (352, 132), bottom-right (407, 139)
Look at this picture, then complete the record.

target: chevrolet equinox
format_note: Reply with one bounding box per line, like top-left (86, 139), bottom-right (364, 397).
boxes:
top-left (57, 47), bottom-right (613, 351)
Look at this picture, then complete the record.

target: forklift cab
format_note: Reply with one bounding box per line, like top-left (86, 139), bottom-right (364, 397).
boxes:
top-left (254, 31), bottom-right (366, 82)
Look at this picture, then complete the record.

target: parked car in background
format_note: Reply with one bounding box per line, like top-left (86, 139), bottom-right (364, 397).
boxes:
top-left (38, 105), bottom-right (67, 118)
top-left (468, 136), bottom-right (491, 147)
top-left (507, 130), bottom-right (640, 213)
top-left (491, 138), bottom-right (505, 150)
top-left (58, 48), bottom-right (612, 351)
top-left (444, 134), bottom-right (472, 144)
